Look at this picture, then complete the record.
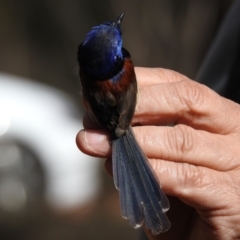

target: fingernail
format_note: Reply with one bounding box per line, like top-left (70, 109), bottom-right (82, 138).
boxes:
top-left (84, 130), bottom-right (105, 146)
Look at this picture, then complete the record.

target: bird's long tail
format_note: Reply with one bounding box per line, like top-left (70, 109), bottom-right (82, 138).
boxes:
top-left (112, 127), bottom-right (170, 235)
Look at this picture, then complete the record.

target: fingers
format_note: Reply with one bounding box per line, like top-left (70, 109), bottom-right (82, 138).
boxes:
top-left (133, 125), bottom-right (240, 171)
top-left (148, 158), bottom-right (226, 210)
top-left (76, 129), bottom-right (111, 158)
top-left (77, 67), bottom-right (240, 236)
top-left (76, 124), bottom-right (240, 172)
top-left (135, 79), bottom-right (240, 134)
top-left (77, 125), bottom-right (240, 171)
top-left (134, 67), bottom-right (189, 86)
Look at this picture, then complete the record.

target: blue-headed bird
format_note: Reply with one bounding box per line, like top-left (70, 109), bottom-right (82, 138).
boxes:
top-left (77, 13), bottom-right (170, 235)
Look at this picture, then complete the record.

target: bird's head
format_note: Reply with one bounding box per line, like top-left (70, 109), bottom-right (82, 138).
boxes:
top-left (78, 13), bottom-right (125, 80)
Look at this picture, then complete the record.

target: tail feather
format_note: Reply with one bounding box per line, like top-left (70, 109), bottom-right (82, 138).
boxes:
top-left (113, 135), bottom-right (144, 227)
top-left (127, 129), bottom-right (170, 212)
top-left (112, 127), bottom-right (170, 235)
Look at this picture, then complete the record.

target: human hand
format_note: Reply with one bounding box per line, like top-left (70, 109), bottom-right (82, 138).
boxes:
top-left (76, 68), bottom-right (240, 240)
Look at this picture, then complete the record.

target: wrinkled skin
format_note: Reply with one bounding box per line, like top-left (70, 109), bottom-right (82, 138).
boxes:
top-left (76, 68), bottom-right (240, 240)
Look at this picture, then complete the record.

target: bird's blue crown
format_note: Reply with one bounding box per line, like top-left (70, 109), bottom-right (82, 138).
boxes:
top-left (78, 13), bottom-right (125, 80)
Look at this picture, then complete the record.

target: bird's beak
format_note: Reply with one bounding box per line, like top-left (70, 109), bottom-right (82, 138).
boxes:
top-left (115, 12), bottom-right (125, 27)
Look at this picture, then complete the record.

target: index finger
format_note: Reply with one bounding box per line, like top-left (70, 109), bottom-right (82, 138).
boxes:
top-left (134, 78), bottom-right (240, 134)
top-left (135, 67), bottom-right (189, 86)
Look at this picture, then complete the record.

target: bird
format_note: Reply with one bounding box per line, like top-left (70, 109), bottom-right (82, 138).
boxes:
top-left (77, 13), bottom-right (170, 235)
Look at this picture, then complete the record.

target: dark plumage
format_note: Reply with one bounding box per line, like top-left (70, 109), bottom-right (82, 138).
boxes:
top-left (77, 13), bottom-right (170, 235)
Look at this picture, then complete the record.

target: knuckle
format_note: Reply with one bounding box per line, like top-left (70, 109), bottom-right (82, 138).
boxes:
top-left (176, 164), bottom-right (213, 196)
top-left (177, 80), bottom-right (206, 111)
top-left (171, 124), bottom-right (195, 157)
top-left (182, 164), bottom-right (206, 187)
top-left (191, 169), bottom-right (214, 194)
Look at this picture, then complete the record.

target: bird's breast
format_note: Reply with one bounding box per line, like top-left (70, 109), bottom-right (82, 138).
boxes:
top-left (94, 58), bottom-right (136, 96)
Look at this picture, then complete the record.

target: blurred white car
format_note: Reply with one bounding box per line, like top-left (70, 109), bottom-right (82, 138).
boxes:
top-left (0, 73), bottom-right (100, 212)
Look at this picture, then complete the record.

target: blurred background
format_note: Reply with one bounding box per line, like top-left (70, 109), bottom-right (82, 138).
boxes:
top-left (0, 0), bottom-right (235, 239)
